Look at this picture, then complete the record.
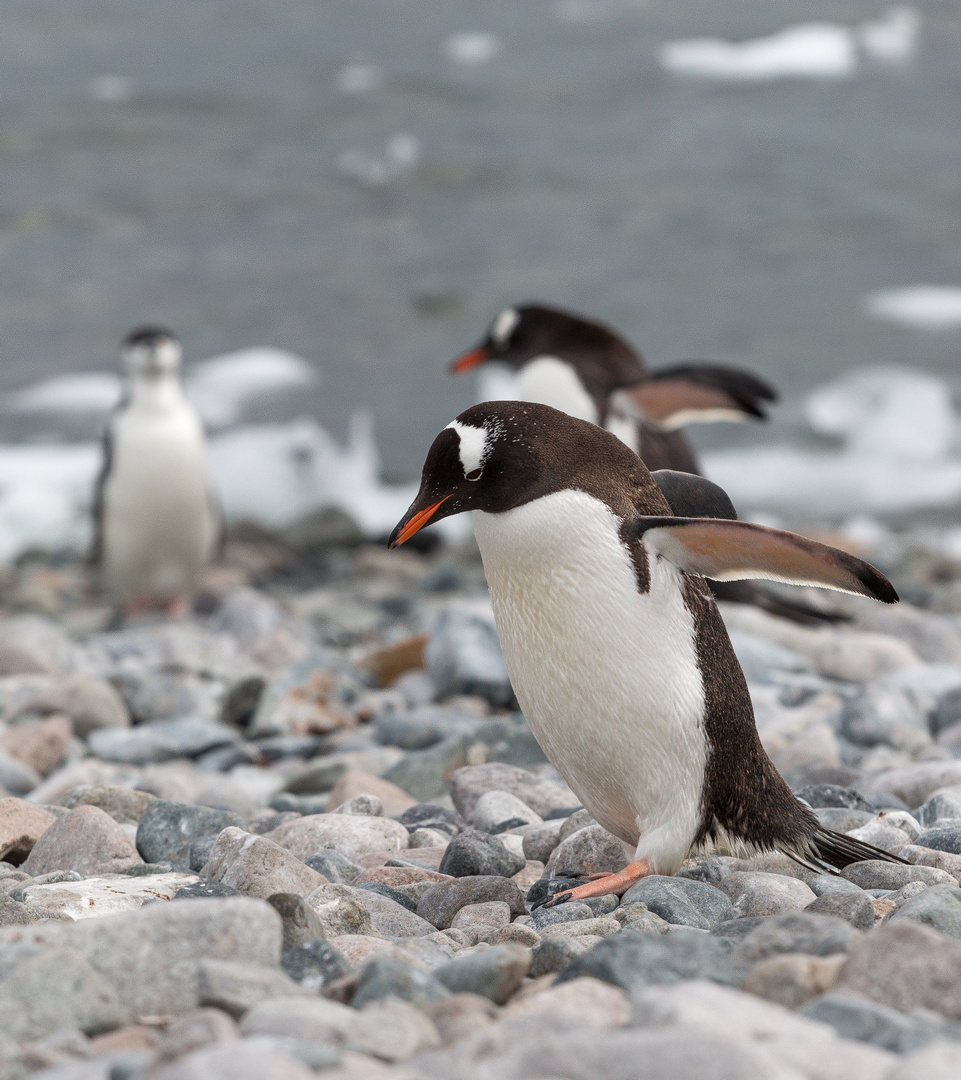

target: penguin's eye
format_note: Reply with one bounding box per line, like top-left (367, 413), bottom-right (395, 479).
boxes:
top-left (465, 467), bottom-right (484, 481)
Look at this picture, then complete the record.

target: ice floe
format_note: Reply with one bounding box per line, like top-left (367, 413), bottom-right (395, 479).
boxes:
top-left (704, 366), bottom-right (961, 518)
top-left (443, 32), bottom-right (501, 66)
top-left (857, 7), bottom-right (920, 64)
top-left (3, 348), bottom-right (316, 428)
top-left (334, 63), bottom-right (385, 95)
top-left (184, 347), bottom-right (316, 428)
top-left (336, 134), bottom-right (421, 188)
top-left (659, 9), bottom-right (918, 82)
top-left (866, 287), bottom-right (961, 330)
top-left (1, 373), bottom-right (122, 415)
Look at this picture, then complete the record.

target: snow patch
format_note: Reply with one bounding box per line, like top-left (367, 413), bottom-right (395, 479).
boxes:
top-left (866, 287), bottom-right (961, 330)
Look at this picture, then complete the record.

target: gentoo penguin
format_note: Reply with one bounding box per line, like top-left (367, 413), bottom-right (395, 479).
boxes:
top-left (91, 327), bottom-right (220, 617)
top-left (390, 402), bottom-right (902, 903)
top-left (452, 303), bottom-right (833, 627)
top-left (450, 302), bottom-right (777, 472)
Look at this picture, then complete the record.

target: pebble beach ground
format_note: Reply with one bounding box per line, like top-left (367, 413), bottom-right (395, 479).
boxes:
top-left (4, 524), bottom-right (961, 1079)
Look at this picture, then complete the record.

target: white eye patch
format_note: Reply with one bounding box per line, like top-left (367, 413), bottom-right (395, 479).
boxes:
top-left (446, 420), bottom-right (490, 477)
top-left (491, 307), bottom-right (519, 346)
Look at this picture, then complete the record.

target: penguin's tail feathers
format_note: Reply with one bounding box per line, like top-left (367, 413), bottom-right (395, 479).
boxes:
top-left (792, 827), bottom-right (909, 874)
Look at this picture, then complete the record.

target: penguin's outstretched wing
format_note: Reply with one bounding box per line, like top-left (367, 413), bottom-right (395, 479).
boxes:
top-left (623, 363), bottom-right (778, 431)
top-left (632, 516), bottom-right (898, 604)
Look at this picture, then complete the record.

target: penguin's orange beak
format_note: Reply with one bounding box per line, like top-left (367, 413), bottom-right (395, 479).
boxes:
top-left (450, 347), bottom-right (489, 374)
top-left (389, 495), bottom-right (452, 548)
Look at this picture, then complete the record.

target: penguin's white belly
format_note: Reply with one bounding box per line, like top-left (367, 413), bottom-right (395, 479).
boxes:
top-left (101, 407), bottom-right (217, 600)
top-left (473, 490), bottom-right (708, 873)
top-left (516, 357), bottom-right (599, 424)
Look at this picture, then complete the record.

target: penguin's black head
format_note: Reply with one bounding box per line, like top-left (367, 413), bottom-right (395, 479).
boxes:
top-left (449, 303), bottom-right (645, 397)
top-left (389, 400), bottom-right (651, 548)
top-left (451, 304), bottom-right (579, 373)
top-left (121, 325), bottom-right (182, 377)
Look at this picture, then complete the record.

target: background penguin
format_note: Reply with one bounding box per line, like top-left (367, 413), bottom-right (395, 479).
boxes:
top-left (91, 327), bottom-right (220, 617)
top-left (390, 401), bottom-right (903, 904)
top-left (451, 302), bottom-right (837, 627)
top-left (450, 302), bottom-right (777, 472)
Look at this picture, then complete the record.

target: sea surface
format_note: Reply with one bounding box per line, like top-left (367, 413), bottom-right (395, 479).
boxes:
top-left (0, 0), bottom-right (960, 476)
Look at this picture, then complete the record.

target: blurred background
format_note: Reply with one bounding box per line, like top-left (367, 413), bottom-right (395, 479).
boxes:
top-left (0, 0), bottom-right (960, 557)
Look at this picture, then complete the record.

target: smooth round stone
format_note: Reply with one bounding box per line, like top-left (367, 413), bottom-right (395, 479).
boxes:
top-left (805, 891), bottom-right (876, 930)
top-left (352, 955), bottom-right (450, 1009)
top-left (304, 850), bottom-right (362, 884)
top-left (808, 875), bottom-right (865, 898)
top-left (471, 790), bottom-right (542, 834)
top-left (916, 824), bottom-right (961, 855)
top-left (281, 940), bottom-right (353, 990)
top-left (174, 882), bottom-right (241, 901)
top-left (889, 883), bottom-right (961, 941)
top-left (841, 861), bottom-right (954, 891)
top-left (396, 805), bottom-right (465, 837)
top-left (620, 876), bottom-right (733, 931)
top-left (732, 912), bottom-right (856, 965)
top-left (794, 785), bottom-right (874, 812)
top-left (438, 829), bottom-right (525, 879)
top-left (812, 808), bottom-right (875, 833)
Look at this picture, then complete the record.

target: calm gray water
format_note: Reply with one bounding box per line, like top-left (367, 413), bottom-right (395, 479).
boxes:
top-left (0, 0), bottom-right (960, 475)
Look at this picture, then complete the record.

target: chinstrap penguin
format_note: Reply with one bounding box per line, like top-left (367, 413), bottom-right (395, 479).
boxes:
top-left (91, 327), bottom-right (220, 617)
top-left (390, 401), bottom-right (903, 905)
top-left (452, 302), bottom-right (835, 627)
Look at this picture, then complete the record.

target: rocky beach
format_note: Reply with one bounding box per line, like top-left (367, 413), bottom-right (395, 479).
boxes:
top-left (0, 524), bottom-right (957, 1078)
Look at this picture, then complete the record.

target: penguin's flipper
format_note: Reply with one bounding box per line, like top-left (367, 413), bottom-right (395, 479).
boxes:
top-left (651, 470), bottom-right (739, 521)
top-left (628, 363), bottom-right (779, 431)
top-left (634, 517), bottom-right (899, 604)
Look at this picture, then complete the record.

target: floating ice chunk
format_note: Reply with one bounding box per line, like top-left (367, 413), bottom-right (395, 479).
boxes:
top-left (335, 63), bottom-right (384, 94)
top-left (858, 7), bottom-right (920, 63)
top-left (337, 134), bottom-right (421, 188)
top-left (0, 443), bottom-right (99, 563)
top-left (206, 414), bottom-right (468, 542)
top-left (89, 76), bottom-right (134, 102)
top-left (185, 348), bottom-right (316, 428)
top-left (1, 373), bottom-right (122, 414)
top-left (659, 22), bottom-right (857, 81)
top-left (703, 446), bottom-right (961, 517)
top-left (866, 287), bottom-right (961, 330)
top-left (476, 364), bottom-right (521, 405)
top-left (805, 366), bottom-right (954, 461)
top-left (443, 32), bottom-right (501, 66)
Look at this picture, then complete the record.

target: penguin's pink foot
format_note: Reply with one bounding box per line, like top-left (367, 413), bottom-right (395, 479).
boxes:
top-left (122, 597), bottom-right (155, 620)
top-left (539, 859), bottom-right (652, 908)
top-left (164, 593), bottom-right (191, 619)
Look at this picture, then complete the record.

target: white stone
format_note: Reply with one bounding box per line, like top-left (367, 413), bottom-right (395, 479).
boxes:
top-left (21, 872), bottom-right (200, 920)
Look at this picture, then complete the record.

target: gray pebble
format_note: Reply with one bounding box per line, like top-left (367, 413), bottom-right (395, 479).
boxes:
top-left (889, 883), bottom-right (961, 940)
top-left (808, 874), bottom-right (866, 897)
top-left (281, 939), bottom-right (353, 990)
top-left (417, 876), bottom-right (527, 930)
top-left (794, 785), bottom-right (873, 811)
top-left (620, 875), bottom-right (733, 931)
top-left (303, 850), bottom-right (362, 884)
top-left (529, 935), bottom-right (589, 977)
top-left (842, 860), bottom-right (954, 891)
top-left (805, 890), bottom-right (876, 930)
top-left (557, 928), bottom-right (740, 994)
top-left (812, 807), bottom-right (875, 832)
top-left (801, 990), bottom-right (934, 1054)
top-left (529, 902), bottom-right (595, 931)
top-left (351, 955), bottom-right (450, 1009)
top-left (916, 824), bottom-right (961, 855)
top-left (433, 943), bottom-right (532, 1004)
top-left (438, 828), bottom-right (525, 878)
top-left (136, 799), bottom-right (246, 871)
top-left (732, 911), bottom-right (856, 965)
top-left (267, 893), bottom-right (327, 952)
